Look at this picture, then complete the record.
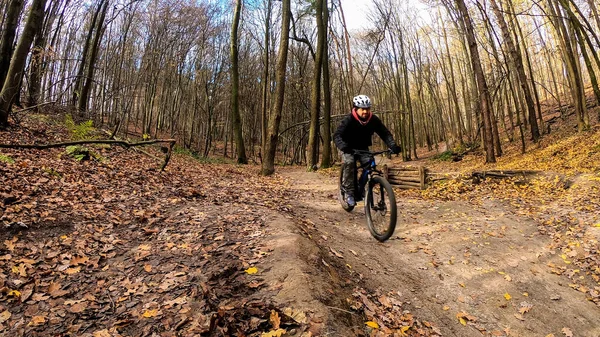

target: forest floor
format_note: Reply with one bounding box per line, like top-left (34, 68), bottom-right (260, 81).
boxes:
top-left (0, 104), bottom-right (600, 337)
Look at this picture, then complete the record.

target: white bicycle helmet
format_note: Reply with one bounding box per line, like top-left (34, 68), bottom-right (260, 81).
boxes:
top-left (353, 94), bottom-right (372, 108)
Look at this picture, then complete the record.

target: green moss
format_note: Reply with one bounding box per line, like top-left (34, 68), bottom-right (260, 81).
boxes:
top-left (0, 154), bottom-right (15, 164)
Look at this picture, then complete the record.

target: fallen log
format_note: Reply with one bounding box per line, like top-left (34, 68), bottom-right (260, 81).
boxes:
top-left (0, 139), bottom-right (176, 171)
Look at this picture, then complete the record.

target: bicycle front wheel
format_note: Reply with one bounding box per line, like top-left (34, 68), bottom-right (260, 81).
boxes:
top-left (365, 176), bottom-right (397, 241)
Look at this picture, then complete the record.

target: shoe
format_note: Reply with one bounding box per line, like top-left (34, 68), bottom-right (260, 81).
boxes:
top-left (346, 195), bottom-right (356, 207)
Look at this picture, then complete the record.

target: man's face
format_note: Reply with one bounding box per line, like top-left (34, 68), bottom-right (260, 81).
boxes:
top-left (356, 107), bottom-right (371, 119)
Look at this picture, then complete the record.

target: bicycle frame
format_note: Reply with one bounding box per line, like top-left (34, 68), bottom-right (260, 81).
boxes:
top-left (354, 150), bottom-right (388, 197)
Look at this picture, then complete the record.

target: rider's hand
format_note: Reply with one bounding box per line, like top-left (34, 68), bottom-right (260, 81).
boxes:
top-left (391, 145), bottom-right (401, 154)
top-left (342, 146), bottom-right (353, 154)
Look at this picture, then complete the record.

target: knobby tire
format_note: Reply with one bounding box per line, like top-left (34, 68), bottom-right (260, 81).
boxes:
top-left (365, 176), bottom-right (397, 242)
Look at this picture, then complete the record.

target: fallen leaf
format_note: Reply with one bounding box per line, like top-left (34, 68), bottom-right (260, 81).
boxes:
top-left (365, 321), bottom-right (379, 329)
top-left (245, 267), bottom-right (258, 275)
top-left (70, 255), bottom-right (89, 266)
top-left (562, 327), bottom-right (573, 337)
top-left (261, 328), bottom-right (286, 337)
top-left (8, 290), bottom-right (21, 298)
top-left (270, 310), bottom-right (281, 330)
top-left (142, 309), bottom-right (158, 318)
top-left (443, 306), bottom-right (450, 311)
top-left (29, 315), bottom-right (46, 326)
top-left (93, 330), bottom-right (112, 337)
top-left (514, 313), bottom-right (525, 321)
top-left (0, 310), bottom-right (11, 323)
top-left (144, 264), bottom-right (152, 272)
top-left (283, 307), bottom-right (307, 324)
top-left (65, 267), bottom-right (81, 275)
top-left (504, 293), bottom-right (512, 301)
top-left (519, 301), bottom-right (533, 314)
top-left (70, 302), bottom-right (88, 313)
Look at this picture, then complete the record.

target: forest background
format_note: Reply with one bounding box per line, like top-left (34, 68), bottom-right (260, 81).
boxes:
top-left (1, 0), bottom-right (599, 172)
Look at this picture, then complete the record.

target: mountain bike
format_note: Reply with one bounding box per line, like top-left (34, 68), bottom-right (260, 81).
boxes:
top-left (338, 149), bottom-right (397, 242)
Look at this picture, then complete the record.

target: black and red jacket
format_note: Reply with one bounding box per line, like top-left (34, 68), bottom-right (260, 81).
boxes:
top-left (334, 110), bottom-right (397, 153)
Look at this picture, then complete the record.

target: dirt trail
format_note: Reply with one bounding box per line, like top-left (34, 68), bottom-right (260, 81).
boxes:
top-left (272, 167), bottom-right (600, 336)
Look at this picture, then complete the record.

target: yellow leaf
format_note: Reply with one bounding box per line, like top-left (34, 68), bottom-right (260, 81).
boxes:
top-left (593, 223), bottom-right (600, 228)
top-left (504, 293), bottom-right (512, 301)
top-left (270, 310), bottom-right (281, 330)
top-left (400, 326), bottom-right (410, 335)
top-left (365, 321), bottom-right (379, 329)
top-left (245, 267), bottom-right (258, 275)
top-left (458, 317), bottom-right (467, 326)
top-left (142, 309), bottom-right (158, 318)
top-left (0, 310), bottom-right (11, 323)
top-left (261, 328), bottom-right (286, 337)
top-left (29, 315), bottom-right (46, 326)
top-left (443, 306), bottom-right (450, 311)
top-left (65, 267), bottom-right (81, 275)
top-left (8, 290), bottom-right (21, 297)
top-left (144, 264), bottom-right (152, 272)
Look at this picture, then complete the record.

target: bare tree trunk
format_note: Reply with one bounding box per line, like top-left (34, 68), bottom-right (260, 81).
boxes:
top-left (0, 0), bottom-right (46, 127)
top-left (78, 0), bottom-right (109, 115)
top-left (321, 0), bottom-right (332, 168)
top-left (0, 0), bottom-right (24, 88)
top-left (260, 0), bottom-right (271, 161)
top-left (72, 0), bottom-right (103, 106)
top-left (307, 0), bottom-right (324, 170)
top-left (28, 0), bottom-right (61, 106)
top-left (262, 0), bottom-right (290, 175)
top-left (454, 0), bottom-right (495, 163)
top-left (490, 0), bottom-right (539, 142)
top-left (230, 0), bottom-right (247, 164)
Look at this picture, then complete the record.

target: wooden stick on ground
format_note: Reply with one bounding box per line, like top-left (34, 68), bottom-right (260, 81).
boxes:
top-left (0, 139), bottom-right (177, 171)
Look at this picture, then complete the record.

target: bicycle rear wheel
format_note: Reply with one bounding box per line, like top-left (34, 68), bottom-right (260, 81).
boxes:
top-left (365, 176), bottom-right (397, 241)
top-left (338, 165), bottom-right (354, 212)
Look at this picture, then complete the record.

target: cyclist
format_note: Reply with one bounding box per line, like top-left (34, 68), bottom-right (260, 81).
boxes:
top-left (334, 94), bottom-right (401, 207)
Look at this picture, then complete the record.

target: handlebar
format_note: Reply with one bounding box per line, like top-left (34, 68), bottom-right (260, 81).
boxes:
top-left (352, 149), bottom-right (393, 156)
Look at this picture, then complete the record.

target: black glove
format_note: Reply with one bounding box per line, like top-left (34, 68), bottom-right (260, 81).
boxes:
top-left (341, 145), bottom-right (353, 154)
top-left (390, 145), bottom-right (401, 154)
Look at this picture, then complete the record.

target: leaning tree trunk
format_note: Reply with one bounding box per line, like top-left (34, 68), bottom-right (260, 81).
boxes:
top-left (230, 0), bottom-right (247, 164)
top-left (0, 0), bottom-right (46, 127)
top-left (489, 0), bottom-right (539, 142)
top-left (261, 0), bottom-right (290, 176)
top-left (454, 0), bottom-right (495, 163)
top-left (0, 0), bottom-right (25, 88)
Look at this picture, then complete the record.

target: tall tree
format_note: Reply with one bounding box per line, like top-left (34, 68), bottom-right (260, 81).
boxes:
top-left (454, 0), bottom-right (495, 163)
top-left (320, 0), bottom-right (333, 168)
top-left (0, 0), bottom-right (46, 127)
top-left (230, 0), bottom-right (247, 164)
top-left (307, 0), bottom-right (325, 171)
top-left (262, 0), bottom-right (290, 175)
top-left (0, 0), bottom-right (24, 88)
top-left (77, 0), bottom-right (109, 114)
top-left (489, 0), bottom-right (539, 142)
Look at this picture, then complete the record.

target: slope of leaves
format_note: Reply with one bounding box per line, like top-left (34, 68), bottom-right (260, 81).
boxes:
top-left (399, 112), bottom-right (600, 310)
top-left (0, 114), bottom-right (306, 336)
